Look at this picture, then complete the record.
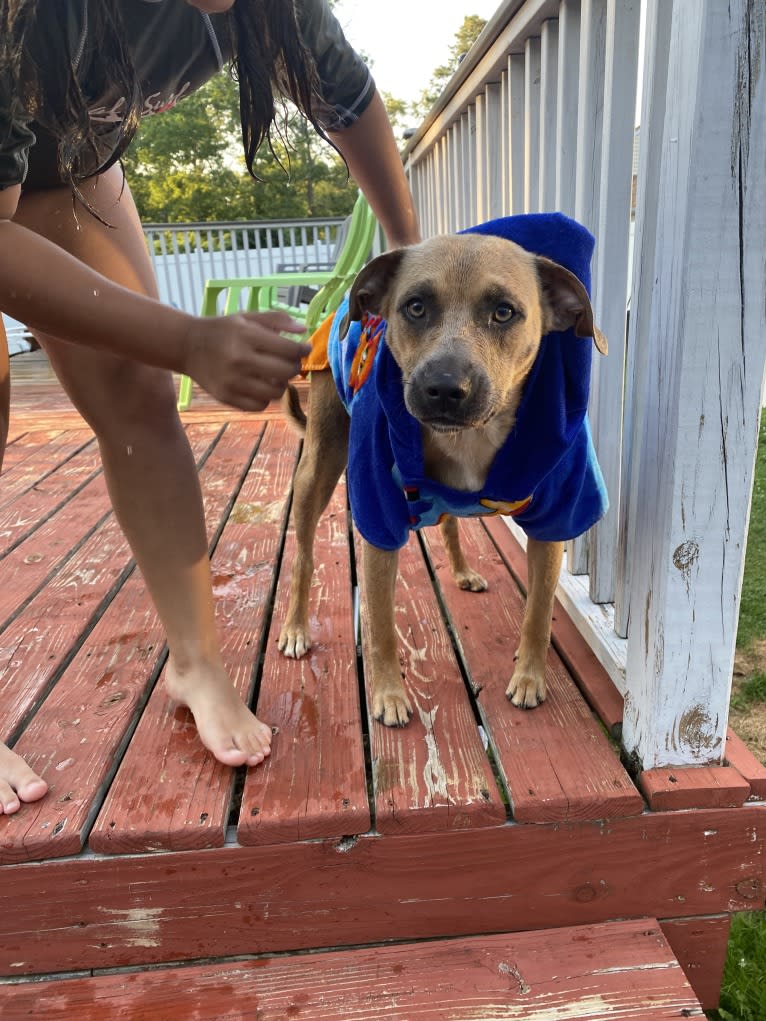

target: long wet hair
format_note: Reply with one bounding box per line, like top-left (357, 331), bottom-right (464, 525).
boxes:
top-left (0, 0), bottom-right (333, 207)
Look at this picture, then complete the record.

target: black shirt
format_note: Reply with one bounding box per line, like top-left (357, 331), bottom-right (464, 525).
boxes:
top-left (0, 0), bottom-right (374, 191)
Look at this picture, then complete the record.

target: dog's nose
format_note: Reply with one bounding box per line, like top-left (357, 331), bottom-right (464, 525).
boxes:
top-left (424, 372), bottom-right (471, 411)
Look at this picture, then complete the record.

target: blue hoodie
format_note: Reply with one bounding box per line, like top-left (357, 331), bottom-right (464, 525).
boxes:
top-left (328, 212), bottom-right (608, 551)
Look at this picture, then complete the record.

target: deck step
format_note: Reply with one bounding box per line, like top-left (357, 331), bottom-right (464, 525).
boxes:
top-left (3, 919), bottom-right (704, 1019)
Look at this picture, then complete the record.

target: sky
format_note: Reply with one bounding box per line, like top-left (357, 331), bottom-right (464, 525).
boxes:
top-left (332, 0), bottom-right (501, 107)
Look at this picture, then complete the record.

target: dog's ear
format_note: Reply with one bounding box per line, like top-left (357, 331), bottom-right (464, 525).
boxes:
top-left (534, 256), bottom-right (608, 355)
top-left (347, 249), bottom-right (407, 323)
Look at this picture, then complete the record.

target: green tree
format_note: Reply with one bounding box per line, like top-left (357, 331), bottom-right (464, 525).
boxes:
top-left (124, 69), bottom-right (356, 223)
top-left (382, 92), bottom-right (411, 148)
top-left (412, 14), bottom-right (487, 118)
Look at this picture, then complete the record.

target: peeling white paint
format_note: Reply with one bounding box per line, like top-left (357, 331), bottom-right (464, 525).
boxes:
top-left (415, 702), bottom-right (449, 803)
top-left (95, 906), bottom-right (164, 949)
top-left (446, 992), bottom-right (698, 1019)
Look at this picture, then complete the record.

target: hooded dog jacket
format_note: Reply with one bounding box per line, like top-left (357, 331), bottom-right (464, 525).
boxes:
top-left (328, 212), bottom-right (608, 551)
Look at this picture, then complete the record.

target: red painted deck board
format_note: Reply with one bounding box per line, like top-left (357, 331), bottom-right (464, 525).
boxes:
top-left (1, 805), bottom-right (763, 977)
top-left (238, 479), bottom-right (371, 845)
top-left (0, 444), bottom-right (102, 559)
top-left (357, 529), bottom-right (507, 835)
top-left (1, 920), bottom-right (703, 1020)
top-left (725, 727), bottom-right (766, 799)
top-left (638, 764), bottom-right (751, 810)
top-left (484, 516), bottom-right (626, 733)
top-left (423, 522), bottom-right (643, 822)
top-left (0, 428), bottom-right (64, 470)
top-left (660, 915), bottom-right (731, 1011)
top-left (1, 355), bottom-right (763, 1013)
top-left (0, 511), bottom-right (134, 739)
top-left (0, 427), bottom-right (219, 742)
top-left (0, 430), bottom-right (94, 511)
top-left (89, 421), bottom-right (300, 854)
top-left (0, 473), bottom-right (111, 628)
top-left (0, 425), bottom-right (245, 863)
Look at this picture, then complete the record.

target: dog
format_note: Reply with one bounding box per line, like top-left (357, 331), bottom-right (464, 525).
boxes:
top-left (278, 217), bottom-right (607, 727)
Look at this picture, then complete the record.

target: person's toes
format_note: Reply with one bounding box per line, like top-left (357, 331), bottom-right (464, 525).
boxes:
top-left (0, 776), bottom-right (47, 814)
top-left (213, 744), bottom-right (251, 768)
top-left (0, 748), bottom-right (48, 814)
top-left (0, 783), bottom-right (21, 815)
top-left (239, 731), bottom-right (270, 767)
top-left (17, 777), bottom-right (48, 801)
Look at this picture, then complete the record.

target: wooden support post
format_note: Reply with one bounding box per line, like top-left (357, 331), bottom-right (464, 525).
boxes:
top-left (621, 0), bottom-right (766, 769)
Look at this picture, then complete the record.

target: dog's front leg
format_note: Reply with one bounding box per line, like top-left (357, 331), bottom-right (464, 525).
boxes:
top-left (362, 541), bottom-right (413, 727)
top-left (279, 372), bottom-right (349, 659)
top-left (506, 538), bottom-right (564, 708)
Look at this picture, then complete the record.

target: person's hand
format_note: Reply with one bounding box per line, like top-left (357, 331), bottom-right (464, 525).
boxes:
top-left (183, 310), bottom-right (311, 411)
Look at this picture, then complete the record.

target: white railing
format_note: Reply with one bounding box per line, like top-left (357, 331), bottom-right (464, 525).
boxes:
top-left (403, 0), bottom-right (766, 770)
top-left (142, 216), bottom-right (346, 315)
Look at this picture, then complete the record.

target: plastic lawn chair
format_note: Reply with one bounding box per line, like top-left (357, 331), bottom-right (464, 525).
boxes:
top-left (177, 193), bottom-right (377, 410)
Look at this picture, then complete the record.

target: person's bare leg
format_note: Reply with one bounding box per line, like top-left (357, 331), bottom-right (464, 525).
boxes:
top-left (14, 169), bottom-right (271, 767)
top-left (0, 320), bottom-right (49, 810)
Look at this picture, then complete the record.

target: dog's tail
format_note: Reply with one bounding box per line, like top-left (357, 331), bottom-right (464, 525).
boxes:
top-left (281, 383), bottom-right (306, 436)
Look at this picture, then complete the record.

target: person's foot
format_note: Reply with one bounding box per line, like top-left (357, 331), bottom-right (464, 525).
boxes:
top-left (165, 658), bottom-right (272, 767)
top-left (0, 742), bottom-right (49, 814)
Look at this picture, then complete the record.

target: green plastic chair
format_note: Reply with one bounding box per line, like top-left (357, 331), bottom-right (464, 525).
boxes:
top-left (177, 193), bottom-right (377, 410)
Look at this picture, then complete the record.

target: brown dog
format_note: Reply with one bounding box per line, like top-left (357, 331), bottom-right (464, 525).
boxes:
top-left (279, 233), bottom-right (606, 726)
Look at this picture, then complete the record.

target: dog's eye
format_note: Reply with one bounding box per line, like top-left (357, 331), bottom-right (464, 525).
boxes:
top-left (404, 298), bottom-right (426, 320)
top-left (492, 303), bottom-right (516, 323)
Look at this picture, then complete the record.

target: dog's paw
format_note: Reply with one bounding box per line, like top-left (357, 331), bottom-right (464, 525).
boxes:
top-left (373, 687), bottom-right (414, 727)
top-left (505, 670), bottom-right (546, 709)
top-left (278, 624), bottom-right (311, 659)
top-left (454, 568), bottom-right (488, 592)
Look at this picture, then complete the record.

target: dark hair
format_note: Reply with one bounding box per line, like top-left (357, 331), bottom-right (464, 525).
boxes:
top-left (228, 0), bottom-right (334, 177)
top-left (1, 0), bottom-right (333, 208)
top-left (1, 0), bottom-right (141, 212)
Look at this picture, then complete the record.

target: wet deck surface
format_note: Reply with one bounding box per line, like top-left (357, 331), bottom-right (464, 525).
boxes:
top-left (1, 352), bottom-right (764, 1013)
top-left (1, 353), bottom-right (650, 866)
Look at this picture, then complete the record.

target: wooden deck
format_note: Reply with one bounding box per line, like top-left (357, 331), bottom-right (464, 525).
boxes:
top-left (1, 351), bottom-right (765, 1017)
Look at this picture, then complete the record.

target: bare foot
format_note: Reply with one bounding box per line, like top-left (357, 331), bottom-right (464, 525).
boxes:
top-left (0, 742), bottom-right (49, 814)
top-left (165, 658), bottom-right (272, 768)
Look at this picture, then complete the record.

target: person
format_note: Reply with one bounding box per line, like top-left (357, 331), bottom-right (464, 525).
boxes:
top-left (0, 0), bottom-right (421, 815)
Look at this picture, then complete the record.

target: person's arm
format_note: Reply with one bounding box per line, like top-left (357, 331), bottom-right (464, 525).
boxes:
top-left (328, 90), bottom-right (420, 250)
top-left (294, 0), bottom-right (419, 249)
top-left (0, 186), bottom-right (310, 411)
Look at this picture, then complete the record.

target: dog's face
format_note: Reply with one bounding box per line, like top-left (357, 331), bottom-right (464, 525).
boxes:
top-left (347, 234), bottom-right (606, 434)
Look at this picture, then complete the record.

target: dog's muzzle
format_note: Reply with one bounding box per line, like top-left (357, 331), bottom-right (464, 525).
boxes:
top-left (406, 356), bottom-right (491, 430)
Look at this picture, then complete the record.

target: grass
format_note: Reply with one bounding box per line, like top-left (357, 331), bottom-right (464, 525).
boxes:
top-left (735, 411), bottom-right (766, 650)
top-left (708, 410), bottom-right (766, 1021)
top-left (714, 913), bottom-right (766, 1021)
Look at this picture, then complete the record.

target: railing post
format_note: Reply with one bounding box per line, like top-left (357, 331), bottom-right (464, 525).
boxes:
top-left (524, 36), bottom-right (542, 212)
top-left (506, 53), bottom-right (526, 215)
top-left (587, 0), bottom-right (641, 605)
top-left (555, 0), bottom-right (581, 218)
top-left (615, 0), bottom-right (673, 639)
top-left (483, 83), bottom-right (504, 220)
top-left (568, 0), bottom-right (607, 576)
top-left (621, 0), bottom-right (766, 770)
top-left (539, 19), bottom-right (559, 210)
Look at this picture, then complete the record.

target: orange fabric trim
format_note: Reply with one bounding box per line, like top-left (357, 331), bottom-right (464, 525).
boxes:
top-left (300, 312), bottom-right (335, 375)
